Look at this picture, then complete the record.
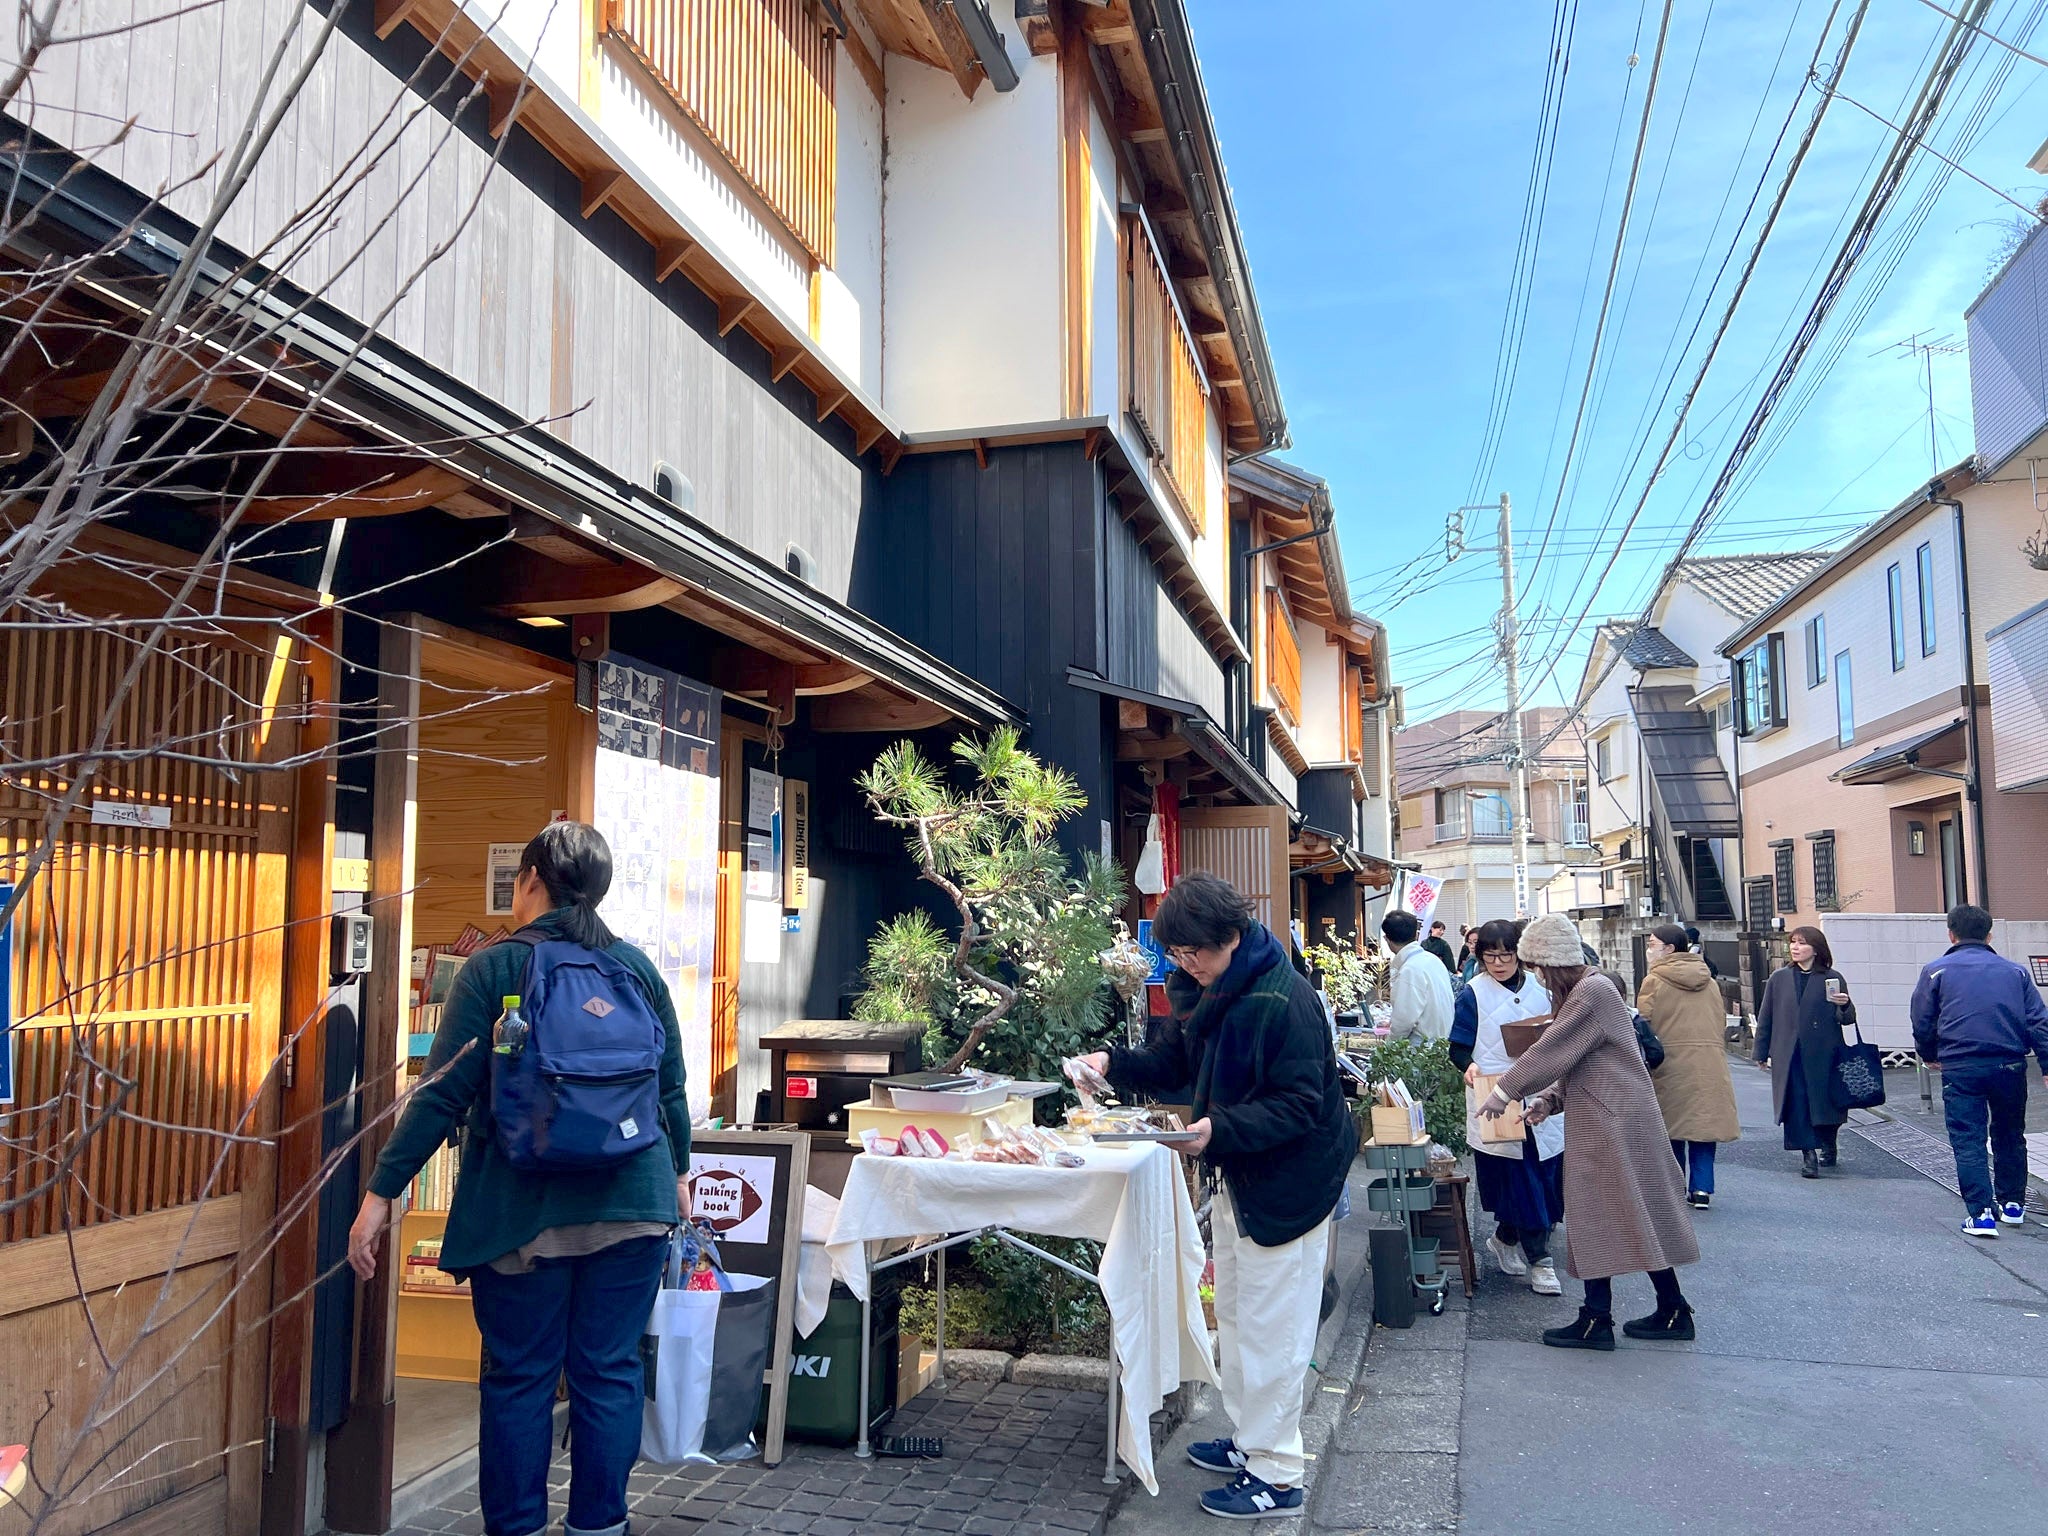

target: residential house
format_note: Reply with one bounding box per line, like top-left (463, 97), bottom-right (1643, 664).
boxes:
top-left (0, 2), bottom-right (1321, 1532)
top-left (1395, 708), bottom-right (1590, 932)
top-left (1564, 553), bottom-right (1827, 967)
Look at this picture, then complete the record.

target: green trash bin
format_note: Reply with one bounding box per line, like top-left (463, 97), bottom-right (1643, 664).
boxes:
top-left (773, 1283), bottom-right (899, 1446)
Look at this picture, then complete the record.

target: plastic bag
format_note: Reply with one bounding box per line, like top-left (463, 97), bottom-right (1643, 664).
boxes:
top-left (641, 1228), bottom-right (775, 1464)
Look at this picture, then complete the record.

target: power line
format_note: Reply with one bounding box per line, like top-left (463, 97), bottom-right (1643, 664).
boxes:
top-left (1521, 0), bottom-right (1998, 760)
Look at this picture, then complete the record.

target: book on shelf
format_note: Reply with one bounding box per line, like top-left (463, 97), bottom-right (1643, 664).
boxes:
top-left (402, 1235), bottom-right (468, 1295)
top-left (408, 1142), bottom-right (461, 1213)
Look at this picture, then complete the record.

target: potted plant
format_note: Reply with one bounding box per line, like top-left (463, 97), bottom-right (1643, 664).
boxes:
top-left (1307, 938), bottom-right (1374, 1031)
top-left (1360, 1037), bottom-right (1468, 1159)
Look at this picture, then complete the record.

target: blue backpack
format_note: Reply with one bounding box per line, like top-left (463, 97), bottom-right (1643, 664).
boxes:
top-left (490, 929), bottom-right (668, 1172)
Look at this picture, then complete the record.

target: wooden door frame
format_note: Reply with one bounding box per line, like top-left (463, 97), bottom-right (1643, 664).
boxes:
top-left (323, 615), bottom-right (587, 1534)
top-left (714, 713), bottom-right (770, 1123)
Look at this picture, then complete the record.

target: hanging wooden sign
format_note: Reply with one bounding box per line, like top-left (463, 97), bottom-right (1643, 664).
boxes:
top-left (782, 779), bottom-right (810, 910)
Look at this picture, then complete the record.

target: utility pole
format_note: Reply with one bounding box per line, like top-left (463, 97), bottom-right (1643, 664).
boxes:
top-left (1497, 492), bottom-right (1531, 918)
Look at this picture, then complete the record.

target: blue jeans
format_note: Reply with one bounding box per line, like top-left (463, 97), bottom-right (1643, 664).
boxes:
top-left (1671, 1141), bottom-right (1717, 1195)
top-left (1941, 1058), bottom-right (2031, 1215)
top-left (467, 1233), bottom-right (667, 1536)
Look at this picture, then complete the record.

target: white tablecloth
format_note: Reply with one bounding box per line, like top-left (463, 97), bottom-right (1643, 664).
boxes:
top-left (825, 1142), bottom-right (1217, 1494)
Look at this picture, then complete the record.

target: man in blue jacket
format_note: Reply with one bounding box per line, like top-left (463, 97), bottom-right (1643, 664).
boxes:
top-left (1910, 905), bottom-right (2048, 1238)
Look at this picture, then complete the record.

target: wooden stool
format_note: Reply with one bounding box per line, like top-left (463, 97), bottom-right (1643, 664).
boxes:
top-left (1413, 1174), bottom-right (1477, 1299)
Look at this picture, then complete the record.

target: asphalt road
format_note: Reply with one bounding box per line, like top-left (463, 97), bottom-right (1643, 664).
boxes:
top-left (1460, 1064), bottom-right (2048, 1534)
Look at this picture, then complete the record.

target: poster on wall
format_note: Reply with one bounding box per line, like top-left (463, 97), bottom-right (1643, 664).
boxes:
top-left (593, 657), bottom-right (722, 1118)
top-left (484, 842), bottom-right (524, 916)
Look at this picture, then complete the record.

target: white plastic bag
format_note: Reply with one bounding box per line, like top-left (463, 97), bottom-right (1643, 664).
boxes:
top-left (1133, 814), bottom-right (1167, 896)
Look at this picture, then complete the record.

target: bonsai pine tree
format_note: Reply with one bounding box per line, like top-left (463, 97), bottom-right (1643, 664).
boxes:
top-left (856, 729), bottom-right (1123, 1076)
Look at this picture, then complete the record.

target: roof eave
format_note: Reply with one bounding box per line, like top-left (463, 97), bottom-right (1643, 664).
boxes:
top-left (1132, 0), bottom-right (1288, 452)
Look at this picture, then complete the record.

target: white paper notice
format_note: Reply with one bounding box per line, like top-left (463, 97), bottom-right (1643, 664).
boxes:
top-left (485, 842), bottom-right (525, 916)
top-left (90, 801), bottom-right (171, 829)
top-left (746, 768), bottom-right (781, 834)
top-left (742, 898), bottom-right (783, 964)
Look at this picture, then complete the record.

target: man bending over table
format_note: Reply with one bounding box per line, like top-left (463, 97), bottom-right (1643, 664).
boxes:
top-left (1080, 872), bottom-right (1355, 1520)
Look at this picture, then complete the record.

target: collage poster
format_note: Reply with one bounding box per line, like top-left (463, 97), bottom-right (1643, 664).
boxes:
top-left (593, 657), bottom-right (721, 1117)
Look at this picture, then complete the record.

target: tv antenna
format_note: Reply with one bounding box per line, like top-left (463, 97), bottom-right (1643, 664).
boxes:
top-left (1872, 330), bottom-right (1965, 474)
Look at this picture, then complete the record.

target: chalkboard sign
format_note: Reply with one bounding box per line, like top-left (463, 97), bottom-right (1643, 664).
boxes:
top-left (686, 1129), bottom-right (810, 1464)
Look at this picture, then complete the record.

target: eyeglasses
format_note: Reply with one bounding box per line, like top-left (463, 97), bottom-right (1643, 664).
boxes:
top-left (1165, 945), bottom-right (1212, 966)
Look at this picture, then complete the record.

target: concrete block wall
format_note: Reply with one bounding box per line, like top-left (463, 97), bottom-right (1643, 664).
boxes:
top-left (1822, 912), bottom-right (2048, 1050)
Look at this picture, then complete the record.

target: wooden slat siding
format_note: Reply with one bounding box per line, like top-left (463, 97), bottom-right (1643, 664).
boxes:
top-left (1, 621), bottom-right (291, 1242)
top-left (1180, 806), bottom-right (1292, 951)
top-left (1343, 662), bottom-right (1363, 762)
top-left (1989, 604), bottom-right (2048, 791)
top-left (606, 0), bottom-right (837, 267)
top-left (1266, 590), bottom-right (1301, 726)
top-left (1119, 211), bottom-right (1209, 533)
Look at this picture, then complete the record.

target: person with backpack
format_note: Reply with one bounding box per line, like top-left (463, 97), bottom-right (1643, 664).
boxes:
top-left (348, 822), bottom-right (690, 1536)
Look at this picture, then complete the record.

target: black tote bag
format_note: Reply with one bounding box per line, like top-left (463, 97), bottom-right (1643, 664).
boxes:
top-left (1831, 1020), bottom-right (1887, 1111)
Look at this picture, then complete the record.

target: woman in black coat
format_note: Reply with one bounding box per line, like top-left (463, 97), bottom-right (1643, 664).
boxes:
top-left (1754, 926), bottom-right (1857, 1179)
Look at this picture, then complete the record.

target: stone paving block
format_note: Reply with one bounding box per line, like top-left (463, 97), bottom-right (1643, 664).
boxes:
top-left (939, 1350), bottom-right (1015, 1382)
top-left (1332, 1390), bottom-right (1462, 1455)
top-left (1357, 1348), bottom-right (1463, 1397)
top-left (1312, 1450), bottom-right (1459, 1532)
top-left (1365, 1318), bottom-right (1465, 1352)
top-left (1011, 1355), bottom-right (1112, 1392)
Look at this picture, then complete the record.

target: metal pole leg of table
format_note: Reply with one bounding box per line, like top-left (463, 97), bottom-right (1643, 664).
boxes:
top-left (935, 1244), bottom-right (947, 1389)
top-left (856, 1248), bottom-right (875, 1460)
top-left (1102, 1346), bottom-right (1119, 1486)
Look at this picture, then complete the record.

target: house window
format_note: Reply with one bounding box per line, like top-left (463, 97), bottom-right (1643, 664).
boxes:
top-left (1471, 792), bottom-right (1512, 839)
top-left (1771, 840), bottom-right (1796, 913)
top-left (1917, 541), bottom-right (1937, 655)
top-left (1810, 830), bottom-right (1839, 911)
top-left (1834, 650), bottom-right (1854, 747)
top-left (1805, 614), bottom-right (1826, 688)
top-left (1887, 564), bottom-right (1906, 671)
top-left (1744, 877), bottom-right (1775, 930)
top-left (1596, 734), bottom-right (1612, 783)
top-left (1736, 634), bottom-right (1787, 736)
top-left (1714, 698), bottom-right (1733, 733)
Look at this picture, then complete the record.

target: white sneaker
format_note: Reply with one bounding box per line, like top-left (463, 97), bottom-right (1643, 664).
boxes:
top-left (1528, 1259), bottom-right (1562, 1296)
top-left (1485, 1235), bottom-right (1529, 1277)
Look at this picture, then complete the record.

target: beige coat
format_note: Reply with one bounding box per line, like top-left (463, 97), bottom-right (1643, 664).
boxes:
top-left (1499, 974), bottom-right (1699, 1281)
top-left (1638, 955), bottom-right (1741, 1144)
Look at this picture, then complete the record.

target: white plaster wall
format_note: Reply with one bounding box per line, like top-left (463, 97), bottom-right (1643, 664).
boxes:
top-left (882, 35), bottom-right (1063, 431)
top-left (1735, 504), bottom-right (1967, 772)
top-left (816, 46), bottom-right (885, 397)
top-left (1299, 627), bottom-right (1347, 762)
top-left (1088, 108), bottom-right (1122, 419)
top-left (472, 0), bottom-right (579, 103)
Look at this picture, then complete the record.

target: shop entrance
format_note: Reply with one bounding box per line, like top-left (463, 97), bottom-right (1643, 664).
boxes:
top-left (381, 625), bottom-right (591, 1504)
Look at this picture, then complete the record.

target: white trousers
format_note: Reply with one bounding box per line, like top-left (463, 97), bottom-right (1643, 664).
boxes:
top-left (1212, 1184), bottom-right (1330, 1487)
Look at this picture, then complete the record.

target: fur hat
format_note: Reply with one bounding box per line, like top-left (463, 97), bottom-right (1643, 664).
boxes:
top-left (1518, 912), bottom-right (1587, 967)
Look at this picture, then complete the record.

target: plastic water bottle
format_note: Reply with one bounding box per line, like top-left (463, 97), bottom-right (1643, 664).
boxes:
top-left (492, 995), bottom-right (529, 1056)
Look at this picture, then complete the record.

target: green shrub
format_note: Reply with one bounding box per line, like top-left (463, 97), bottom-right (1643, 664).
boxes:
top-left (1363, 1036), bottom-right (1469, 1156)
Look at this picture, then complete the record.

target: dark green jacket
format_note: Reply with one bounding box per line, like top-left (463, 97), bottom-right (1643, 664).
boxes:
top-left (369, 907), bottom-right (691, 1271)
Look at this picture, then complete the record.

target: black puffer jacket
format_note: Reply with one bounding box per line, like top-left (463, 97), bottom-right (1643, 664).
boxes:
top-left (1107, 924), bottom-right (1355, 1246)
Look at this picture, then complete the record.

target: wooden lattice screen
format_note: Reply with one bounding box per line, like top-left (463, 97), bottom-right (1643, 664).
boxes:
top-left (1, 621), bottom-right (294, 1241)
top-left (1121, 211), bottom-right (1210, 531)
top-left (605, 0), bottom-right (838, 266)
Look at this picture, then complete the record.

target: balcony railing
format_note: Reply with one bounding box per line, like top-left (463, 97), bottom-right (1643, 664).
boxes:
top-left (1433, 820), bottom-right (1466, 844)
top-left (1266, 590), bottom-right (1302, 725)
top-left (1121, 211), bottom-right (1209, 531)
top-left (1565, 811), bottom-right (1591, 846)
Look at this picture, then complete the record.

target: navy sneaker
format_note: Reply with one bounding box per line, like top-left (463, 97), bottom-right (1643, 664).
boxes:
top-left (1963, 1209), bottom-right (2000, 1239)
top-left (1999, 1201), bottom-right (2027, 1227)
top-left (1200, 1471), bottom-right (1304, 1520)
top-left (1187, 1437), bottom-right (1247, 1474)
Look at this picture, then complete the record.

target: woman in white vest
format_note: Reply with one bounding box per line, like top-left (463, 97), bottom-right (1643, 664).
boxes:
top-left (1448, 919), bottom-right (1566, 1296)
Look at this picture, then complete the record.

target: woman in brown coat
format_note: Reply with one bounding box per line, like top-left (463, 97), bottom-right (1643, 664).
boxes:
top-left (1478, 914), bottom-right (1700, 1351)
top-left (1638, 924), bottom-right (1740, 1211)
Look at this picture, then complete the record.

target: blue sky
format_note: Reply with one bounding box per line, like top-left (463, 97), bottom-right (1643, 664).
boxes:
top-left (1187, 0), bottom-right (2048, 721)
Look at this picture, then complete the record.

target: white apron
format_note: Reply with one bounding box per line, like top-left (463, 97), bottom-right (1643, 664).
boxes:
top-left (1466, 972), bottom-right (1565, 1162)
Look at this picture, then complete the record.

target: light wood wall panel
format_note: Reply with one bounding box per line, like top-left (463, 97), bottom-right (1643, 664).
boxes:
top-left (1120, 212), bottom-right (1209, 533)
